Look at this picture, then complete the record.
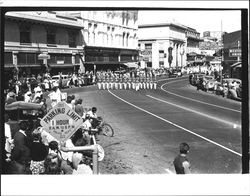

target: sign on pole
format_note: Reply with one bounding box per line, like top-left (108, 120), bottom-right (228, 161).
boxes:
top-left (38, 53), bottom-right (50, 60)
top-left (40, 101), bottom-right (83, 142)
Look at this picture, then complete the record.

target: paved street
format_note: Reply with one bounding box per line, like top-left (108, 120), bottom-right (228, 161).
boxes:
top-left (63, 76), bottom-right (242, 174)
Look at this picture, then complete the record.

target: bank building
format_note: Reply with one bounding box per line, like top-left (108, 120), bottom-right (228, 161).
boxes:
top-left (138, 21), bottom-right (202, 69)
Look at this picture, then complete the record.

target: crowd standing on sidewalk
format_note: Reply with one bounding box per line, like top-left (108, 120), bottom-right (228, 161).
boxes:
top-left (3, 70), bottom-right (103, 175)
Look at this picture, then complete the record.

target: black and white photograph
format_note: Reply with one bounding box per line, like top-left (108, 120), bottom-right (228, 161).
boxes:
top-left (0, 1), bottom-right (249, 195)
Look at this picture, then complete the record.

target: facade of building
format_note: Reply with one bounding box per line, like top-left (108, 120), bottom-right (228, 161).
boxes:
top-left (4, 11), bottom-right (139, 77)
top-left (199, 31), bottom-right (226, 58)
top-left (138, 22), bottom-right (203, 69)
top-left (4, 11), bottom-right (84, 76)
top-left (185, 27), bottom-right (204, 65)
top-left (222, 30), bottom-right (241, 78)
top-left (67, 11), bottom-right (139, 71)
top-left (138, 23), bottom-right (187, 69)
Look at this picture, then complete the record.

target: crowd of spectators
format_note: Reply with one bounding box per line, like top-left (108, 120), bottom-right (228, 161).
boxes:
top-left (4, 71), bottom-right (102, 175)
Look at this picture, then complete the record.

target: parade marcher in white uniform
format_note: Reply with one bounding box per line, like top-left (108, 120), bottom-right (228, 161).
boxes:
top-left (114, 76), bottom-right (119, 90)
top-left (97, 76), bottom-right (101, 90)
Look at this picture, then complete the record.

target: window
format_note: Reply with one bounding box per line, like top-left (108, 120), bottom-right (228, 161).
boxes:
top-left (159, 50), bottom-right (164, 66)
top-left (4, 52), bottom-right (13, 64)
top-left (69, 31), bottom-right (77, 48)
top-left (75, 55), bottom-right (80, 64)
top-left (18, 53), bottom-right (39, 65)
top-left (20, 24), bottom-right (31, 44)
top-left (145, 43), bottom-right (152, 50)
top-left (47, 27), bottom-right (56, 45)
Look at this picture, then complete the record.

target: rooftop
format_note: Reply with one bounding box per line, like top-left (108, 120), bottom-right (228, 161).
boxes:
top-left (5, 12), bottom-right (83, 29)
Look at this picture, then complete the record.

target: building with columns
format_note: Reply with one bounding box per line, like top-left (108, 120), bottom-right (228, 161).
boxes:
top-left (138, 22), bottom-right (187, 69)
top-left (4, 11), bottom-right (84, 77)
top-left (138, 22), bottom-right (202, 69)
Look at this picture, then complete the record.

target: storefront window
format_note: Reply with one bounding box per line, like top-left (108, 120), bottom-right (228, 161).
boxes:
top-left (18, 53), bottom-right (39, 65)
top-left (4, 52), bottom-right (13, 64)
top-left (18, 53), bottom-right (27, 64)
top-left (75, 55), bottom-right (80, 64)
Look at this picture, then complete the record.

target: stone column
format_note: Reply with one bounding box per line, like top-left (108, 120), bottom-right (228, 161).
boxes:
top-left (173, 43), bottom-right (176, 67)
top-left (176, 44), bottom-right (179, 67)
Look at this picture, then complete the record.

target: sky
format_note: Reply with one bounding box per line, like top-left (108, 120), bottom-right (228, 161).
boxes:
top-left (138, 10), bottom-right (241, 34)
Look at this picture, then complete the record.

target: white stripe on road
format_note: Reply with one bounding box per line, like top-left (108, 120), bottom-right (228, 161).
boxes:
top-left (108, 90), bottom-right (242, 157)
top-left (160, 79), bottom-right (241, 113)
top-left (146, 94), bottom-right (241, 129)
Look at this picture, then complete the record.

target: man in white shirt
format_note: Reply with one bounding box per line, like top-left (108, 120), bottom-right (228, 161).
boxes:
top-left (4, 115), bottom-right (13, 161)
top-left (48, 85), bottom-right (62, 107)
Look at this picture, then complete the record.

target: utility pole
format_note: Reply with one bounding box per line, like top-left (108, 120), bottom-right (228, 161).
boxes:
top-left (220, 20), bottom-right (223, 83)
top-left (237, 40), bottom-right (240, 62)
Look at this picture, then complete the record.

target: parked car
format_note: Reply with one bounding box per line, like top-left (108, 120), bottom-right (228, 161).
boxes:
top-left (205, 78), bottom-right (218, 91)
top-left (169, 69), bottom-right (182, 78)
top-left (222, 78), bottom-right (241, 89)
top-left (192, 73), bottom-right (206, 86)
top-left (227, 85), bottom-right (242, 101)
top-left (5, 101), bottom-right (46, 137)
top-left (202, 76), bottom-right (215, 91)
top-left (51, 75), bottom-right (71, 88)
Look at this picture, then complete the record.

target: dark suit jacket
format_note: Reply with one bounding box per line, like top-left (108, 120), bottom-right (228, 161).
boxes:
top-left (11, 131), bottom-right (31, 165)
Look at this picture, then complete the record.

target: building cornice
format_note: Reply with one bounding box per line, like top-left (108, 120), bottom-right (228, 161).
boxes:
top-left (5, 12), bottom-right (83, 29)
top-left (139, 22), bottom-right (187, 30)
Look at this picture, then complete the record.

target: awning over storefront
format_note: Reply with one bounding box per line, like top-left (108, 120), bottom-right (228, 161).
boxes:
top-left (230, 62), bottom-right (241, 68)
top-left (123, 62), bottom-right (139, 68)
top-left (4, 64), bottom-right (41, 68)
top-left (49, 64), bottom-right (74, 68)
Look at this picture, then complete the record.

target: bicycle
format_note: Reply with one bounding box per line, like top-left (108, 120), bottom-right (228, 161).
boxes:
top-left (91, 116), bottom-right (114, 137)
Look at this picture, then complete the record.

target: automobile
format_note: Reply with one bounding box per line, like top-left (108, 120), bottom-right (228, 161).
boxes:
top-left (227, 84), bottom-right (242, 101)
top-left (214, 82), bottom-right (228, 97)
top-left (214, 78), bottom-right (241, 98)
top-left (202, 76), bottom-right (215, 91)
top-left (191, 73), bottom-right (206, 86)
top-left (51, 74), bottom-right (71, 88)
top-left (5, 101), bottom-right (46, 137)
top-left (168, 69), bottom-right (182, 78)
top-left (204, 78), bottom-right (218, 91)
top-left (222, 78), bottom-right (241, 88)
